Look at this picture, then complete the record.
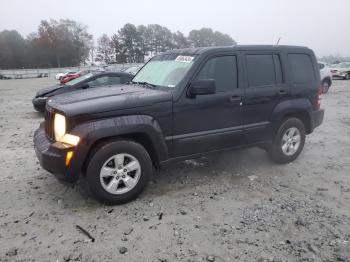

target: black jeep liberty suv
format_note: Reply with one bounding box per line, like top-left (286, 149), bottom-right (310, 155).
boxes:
top-left (34, 45), bottom-right (324, 204)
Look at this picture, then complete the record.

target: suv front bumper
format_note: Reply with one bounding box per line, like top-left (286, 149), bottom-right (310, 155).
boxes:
top-left (34, 123), bottom-right (80, 183)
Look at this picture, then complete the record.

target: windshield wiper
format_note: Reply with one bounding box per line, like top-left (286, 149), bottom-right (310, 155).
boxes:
top-left (132, 81), bottom-right (157, 89)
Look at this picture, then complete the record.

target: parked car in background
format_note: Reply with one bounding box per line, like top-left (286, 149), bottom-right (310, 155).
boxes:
top-left (318, 62), bottom-right (332, 93)
top-left (330, 62), bottom-right (350, 80)
top-left (60, 71), bottom-right (82, 84)
top-left (32, 71), bottom-right (133, 112)
top-left (34, 45), bottom-right (324, 204)
top-left (55, 71), bottom-right (77, 80)
top-left (0, 73), bottom-right (11, 80)
top-left (123, 65), bottom-right (142, 75)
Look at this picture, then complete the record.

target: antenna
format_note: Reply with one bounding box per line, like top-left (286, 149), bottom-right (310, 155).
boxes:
top-left (276, 37), bottom-right (281, 45)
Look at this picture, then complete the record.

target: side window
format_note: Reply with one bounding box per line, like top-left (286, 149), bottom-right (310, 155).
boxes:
top-left (246, 54), bottom-right (276, 87)
top-left (88, 76), bottom-right (109, 87)
top-left (108, 76), bottom-right (121, 85)
top-left (121, 76), bottom-right (131, 83)
top-left (195, 55), bottom-right (237, 92)
top-left (288, 54), bottom-right (315, 84)
top-left (274, 54), bottom-right (283, 84)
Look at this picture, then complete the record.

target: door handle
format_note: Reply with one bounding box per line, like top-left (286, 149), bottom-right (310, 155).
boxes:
top-left (278, 90), bottom-right (288, 95)
top-left (229, 95), bottom-right (241, 102)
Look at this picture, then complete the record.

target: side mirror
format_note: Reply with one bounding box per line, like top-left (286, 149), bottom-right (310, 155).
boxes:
top-left (188, 79), bottom-right (216, 97)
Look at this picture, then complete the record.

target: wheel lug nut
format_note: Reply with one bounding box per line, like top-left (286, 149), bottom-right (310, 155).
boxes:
top-left (123, 169), bottom-right (127, 172)
top-left (122, 175), bottom-right (125, 178)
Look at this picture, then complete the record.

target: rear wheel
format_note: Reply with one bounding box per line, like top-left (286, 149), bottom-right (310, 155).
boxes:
top-left (345, 73), bottom-right (350, 80)
top-left (86, 140), bottom-right (152, 205)
top-left (321, 79), bottom-right (330, 93)
top-left (268, 118), bottom-right (306, 164)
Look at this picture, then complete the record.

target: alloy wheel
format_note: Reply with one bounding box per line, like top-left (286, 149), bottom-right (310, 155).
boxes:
top-left (281, 127), bottom-right (301, 156)
top-left (99, 153), bottom-right (141, 195)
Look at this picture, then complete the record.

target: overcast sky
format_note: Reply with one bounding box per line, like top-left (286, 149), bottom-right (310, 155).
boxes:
top-left (1, 0), bottom-right (349, 57)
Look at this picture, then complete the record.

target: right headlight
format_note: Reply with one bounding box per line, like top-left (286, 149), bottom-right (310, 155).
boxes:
top-left (53, 113), bottom-right (80, 146)
top-left (54, 113), bottom-right (66, 141)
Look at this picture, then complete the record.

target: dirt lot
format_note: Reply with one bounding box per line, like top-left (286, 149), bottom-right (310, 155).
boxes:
top-left (0, 78), bottom-right (349, 262)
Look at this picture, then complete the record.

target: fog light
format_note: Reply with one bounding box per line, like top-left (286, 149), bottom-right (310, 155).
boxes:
top-left (65, 151), bottom-right (74, 166)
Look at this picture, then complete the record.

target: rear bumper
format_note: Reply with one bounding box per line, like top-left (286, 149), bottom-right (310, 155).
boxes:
top-left (34, 123), bottom-right (80, 183)
top-left (32, 97), bottom-right (47, 112)
top-left (310, 109), bottom-right (324, 131)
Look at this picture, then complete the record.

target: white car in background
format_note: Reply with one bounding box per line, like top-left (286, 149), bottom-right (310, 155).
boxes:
top-left (318, 62), bottom-right (332, 93)
top-left (55, 71), bottom-right (77, 80)
top-left (330, 62), bottom-right (350, 80)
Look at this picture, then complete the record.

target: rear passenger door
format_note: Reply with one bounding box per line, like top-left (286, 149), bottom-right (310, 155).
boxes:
top-left (243, 53), bottom-right (286, 143)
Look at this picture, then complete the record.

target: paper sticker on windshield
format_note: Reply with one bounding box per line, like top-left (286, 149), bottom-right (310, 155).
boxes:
top-left (175, 55), bottom-right (194, 63)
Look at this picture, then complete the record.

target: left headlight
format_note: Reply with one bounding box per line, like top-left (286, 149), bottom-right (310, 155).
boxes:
top-left (54, 113), bottom-right (80, 146)
top-left (54, 113), bottom-right (66, 140)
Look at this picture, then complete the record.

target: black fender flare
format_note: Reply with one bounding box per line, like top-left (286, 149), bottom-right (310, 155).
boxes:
top-left (270, 98), bottom-right (313, 135)
top-left (70, 115), bottom-right (169, 174)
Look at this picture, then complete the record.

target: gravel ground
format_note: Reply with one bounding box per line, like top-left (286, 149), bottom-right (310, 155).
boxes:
top-left (0, 78), bottom-right (349, 262)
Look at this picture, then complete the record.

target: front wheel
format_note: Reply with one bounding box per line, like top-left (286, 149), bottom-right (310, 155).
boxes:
top-left (268, 118), bottom-right (306, 164)
top-left (86, 140), bottom-right (153, 205)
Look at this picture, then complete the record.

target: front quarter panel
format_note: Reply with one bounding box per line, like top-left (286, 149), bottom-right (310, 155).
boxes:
top-left (69, 115), bottom-right (169, 175)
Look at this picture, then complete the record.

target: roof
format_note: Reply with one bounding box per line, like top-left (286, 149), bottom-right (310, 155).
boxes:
top-left (162, 45), bottom-right (311, 56)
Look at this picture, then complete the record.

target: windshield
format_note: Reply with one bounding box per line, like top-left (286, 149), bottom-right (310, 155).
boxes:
top-left (65, 73), bottom-right (94, 86)
top-left (132, 54), bottom-right (197, 89)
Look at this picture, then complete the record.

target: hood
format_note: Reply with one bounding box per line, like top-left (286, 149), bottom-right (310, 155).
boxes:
top-left (48, 84), bottom-right (172, 117)
top-left (36, 84), bottom-right (63, 97)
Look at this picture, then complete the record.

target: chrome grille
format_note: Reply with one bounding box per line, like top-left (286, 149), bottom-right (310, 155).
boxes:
top-left (45, 108), bottom-right (55, 140)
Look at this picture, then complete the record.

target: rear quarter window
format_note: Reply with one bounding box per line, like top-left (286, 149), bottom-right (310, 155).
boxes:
top-left (288, 54), bottom-right (315, 84)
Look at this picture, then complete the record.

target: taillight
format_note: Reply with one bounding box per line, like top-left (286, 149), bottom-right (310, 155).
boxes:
top-left (316, 86), bottom-right (322, 110)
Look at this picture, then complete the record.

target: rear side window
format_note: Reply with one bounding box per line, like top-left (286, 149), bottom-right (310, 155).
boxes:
top-left (246, 54), bottom-right (276, 87)
top-left (108, 76), bottom-right (121, 85)
top-left (88, 76), bottom-right (109, 87)
top-left (196, 55), bottom-right (237, 92)
top-left (289, 54), bottom-right (315, 84)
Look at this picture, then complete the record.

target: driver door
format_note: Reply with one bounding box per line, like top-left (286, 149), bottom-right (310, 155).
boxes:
top-left (171, 54), bottom-right (244, 157)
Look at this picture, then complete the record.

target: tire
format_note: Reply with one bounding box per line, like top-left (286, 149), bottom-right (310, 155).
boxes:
top-left (268, 118), bottom-right (306, 164)
top-left (86, 140), bottom-right (153, 205)
top-left (321, 79), bottom-right (330, 94)
top-left (345, 74), bottom-right (350, 80)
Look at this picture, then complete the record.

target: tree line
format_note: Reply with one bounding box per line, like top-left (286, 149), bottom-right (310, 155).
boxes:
top-left (95, 23), bottom-right (236, 64)
top-left (0, 19), bottom-right (93, 69)
top-left (0, 19), bottom-right (236, 69)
